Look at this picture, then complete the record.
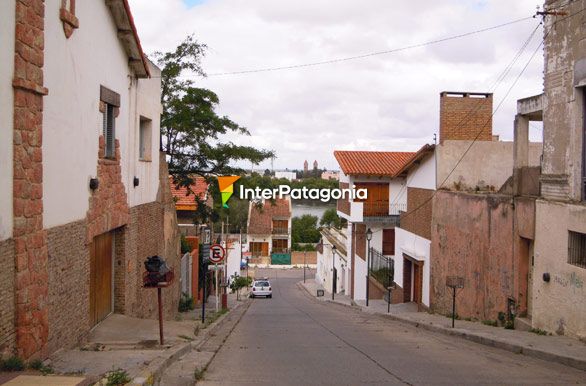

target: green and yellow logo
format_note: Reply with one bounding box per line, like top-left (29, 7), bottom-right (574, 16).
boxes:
top-left (217, 176), bottom-right (240, 208)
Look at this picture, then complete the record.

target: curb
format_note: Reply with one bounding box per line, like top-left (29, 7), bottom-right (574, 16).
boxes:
top-left (297, 281), bottom-right (586, 372)
top-left (130, 299), bottom-right (250, 386)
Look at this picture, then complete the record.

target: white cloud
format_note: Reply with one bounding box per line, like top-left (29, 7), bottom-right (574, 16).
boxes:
top-left (129, 0), bottom-right (545, 170)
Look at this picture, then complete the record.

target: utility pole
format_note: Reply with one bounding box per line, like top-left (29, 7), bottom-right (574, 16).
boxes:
top-left (303, 250), bottom-right (307, 283)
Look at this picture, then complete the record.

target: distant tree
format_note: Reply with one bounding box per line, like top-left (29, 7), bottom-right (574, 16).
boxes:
top-left (263, 169), bottom-right (271, 176)
top-left (320, 208), bottom-right (341, 229)
top-left (292, 215), bottom-right (321, 244)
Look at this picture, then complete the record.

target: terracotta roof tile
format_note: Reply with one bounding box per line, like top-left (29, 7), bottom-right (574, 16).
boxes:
top-left (169, 176), bottom-right (209, 211)
top-left (248, 198), bottom-right (291, 235)
top-left (334, 150), bottom-right (417, 177)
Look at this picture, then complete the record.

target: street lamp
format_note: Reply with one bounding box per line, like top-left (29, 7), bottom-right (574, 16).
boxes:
top-left (365, 228), bottom-right (372, 306)
top-left (331, 245), bottom-right (337, 300)
top-left (303, 250), bottom-right (307, 283)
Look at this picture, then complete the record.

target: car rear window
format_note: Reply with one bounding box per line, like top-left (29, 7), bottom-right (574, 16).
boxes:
top-left (255, 281), bottom-right (269, 287)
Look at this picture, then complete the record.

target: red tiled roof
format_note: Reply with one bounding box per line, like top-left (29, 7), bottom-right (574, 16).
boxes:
top-left (169, 176), bottom-right (209, 211)
top-left (334, 150), bottom-right (417, 177)
top-left (248, 198), bottom-right (291, 235)
top-left (394, 144), bottom-right (436, 176)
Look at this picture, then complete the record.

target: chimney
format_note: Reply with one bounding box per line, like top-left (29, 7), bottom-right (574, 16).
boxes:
top-left (439, 92), bottom-right (493, 144)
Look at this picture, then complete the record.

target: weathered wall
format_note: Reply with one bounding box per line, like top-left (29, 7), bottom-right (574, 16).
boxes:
top-left (47, 220), bottom-right (89, 354)
top-left (439, 92), bottom-right (493, 143)
top-left (437, 140), bottom-right (542, 192)
top-left (533, 200), bottom-right (586, 339)
top-left (541, 0), bottom-right (585, 201)
top-left (0, 239), bottom-right (15, 356)
top-left (291, 251), bottom-right (317, 265)
top-left (431, 191), bottom-right (533, 320)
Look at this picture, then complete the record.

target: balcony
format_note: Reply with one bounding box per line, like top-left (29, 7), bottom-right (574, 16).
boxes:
top-left (337, 200), bottom-right (405, 225)
top-left (272, 227), bottom-right (290, 235)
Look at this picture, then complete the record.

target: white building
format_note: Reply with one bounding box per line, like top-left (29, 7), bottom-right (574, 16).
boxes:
top-left (275, 171), bottom-right (297, 181)
top-left (246, 198), bottom-right (292, 264)
top-left (316, 227), bottom-right (348, 295)
top-left (0, 0), bottom-right (179, 359)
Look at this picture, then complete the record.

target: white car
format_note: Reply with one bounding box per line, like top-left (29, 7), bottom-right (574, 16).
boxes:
top-left (251, 279), bottom-right (272, 298)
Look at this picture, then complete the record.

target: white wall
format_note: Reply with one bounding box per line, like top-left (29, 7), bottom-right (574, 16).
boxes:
top-left (0, 0), bottom-right (15, 240)
top-left (43, 0), bottom-right (133, 228)
top-left (127, 62), bottom-right (162, 207)
top-left (275, 171), bottom-right (295, 181)
top-left (394, 227), bottom-right (431, 307)
top-left (407, 153), bottom-right (436, 190)
top-left (353, 252), bottom-right (367, 300)
top-left (226, 240), bottom-right (242, 280)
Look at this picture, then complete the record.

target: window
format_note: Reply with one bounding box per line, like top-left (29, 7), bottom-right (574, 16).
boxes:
top-left (382, 228), bottom-right (395, 255)
top-left (103, 104), bottom-right (115, 159)
top-left (139, 117), bottom-right (152, 161)
top-left (568, 231), bottom-right (586, 269)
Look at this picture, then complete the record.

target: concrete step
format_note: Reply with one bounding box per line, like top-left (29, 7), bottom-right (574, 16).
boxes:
top-left (515, 316), bottom-right (533, 332)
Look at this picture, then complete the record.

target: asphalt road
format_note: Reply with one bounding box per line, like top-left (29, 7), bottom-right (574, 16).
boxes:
top-left (199, 269), bottom-right (586, 385)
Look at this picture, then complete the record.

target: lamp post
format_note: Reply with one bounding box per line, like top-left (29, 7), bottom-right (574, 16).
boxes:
top-left (331, 245), bottom-right (337, 300)
top-left (303, 250), bottom-right (307, 283)
top-left (365, 228), bottom-right (372, 307)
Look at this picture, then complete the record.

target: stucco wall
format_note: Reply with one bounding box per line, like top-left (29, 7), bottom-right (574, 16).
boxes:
top-left (431, 191), bottom-right (526, 320)
top-left (437, 140), bottom-right (542, 191)
top-left (406, 153), bottom-right (436, 191)
top-left (533, 200), bottom-right (586, 339)
top-left (0, 0), bottom-right (15, 240)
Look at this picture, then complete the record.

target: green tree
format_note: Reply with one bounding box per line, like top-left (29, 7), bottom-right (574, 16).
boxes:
top-left (291, 215), bottom-right (321, 244)
top-left (320, 207), bottom-right (341, 228)
top-left (155, 35), bottom-right (274, 188)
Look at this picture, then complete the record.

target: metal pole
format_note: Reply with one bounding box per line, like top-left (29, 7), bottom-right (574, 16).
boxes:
top-left (201, 263), bottom-right (206, 323)
top-left (157, 287), bottom-right (164, 345)
top-left (452, 286), bottom-right (456, 328)
top-left (303, 251), bottom-right (306, 283)
top-left (215, 264), bottom-right (219, 312)
top-left (387, 258), bottom-right (391, 313)
top-left (332, 249), bottom-right (335, 301)
top-left (366, 241), bottom-right (370, 306)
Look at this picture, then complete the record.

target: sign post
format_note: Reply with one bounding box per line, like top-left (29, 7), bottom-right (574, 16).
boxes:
top-left (210, 244), bottom-right (226, 313)
top-left (446, 276), bottom-right (465, 328)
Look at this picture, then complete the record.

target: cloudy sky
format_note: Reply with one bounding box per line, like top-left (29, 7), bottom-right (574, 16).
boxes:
top-left (128, 0), bottom-right (545, 171)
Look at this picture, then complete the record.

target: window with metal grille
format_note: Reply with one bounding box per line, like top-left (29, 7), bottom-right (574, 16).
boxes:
top-left (568, 230), bottom-right (586, 269)
top-left (103, 104), bottom-right (115, 158)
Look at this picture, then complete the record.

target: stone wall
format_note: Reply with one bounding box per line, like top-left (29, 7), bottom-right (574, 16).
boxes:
top-left (0, 239), bottom-right (15, 356)
top-left (46, 220), bottom-right (89, 354)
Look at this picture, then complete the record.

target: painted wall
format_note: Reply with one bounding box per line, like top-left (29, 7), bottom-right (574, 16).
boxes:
top-left (0, 0), bottom-right (15, 240)
top-left (127, 61), bottom-right (163, 207)
top-left (394, 227), bottom-right (431, 307)
top-left (226, 240), bottom-right (242, 280)
top-left (533, 200), bottom-right (586, 339)
top-left (406, 153), bottom-right (436, 191)
top-left (436, 140), bottom-right (542, 191)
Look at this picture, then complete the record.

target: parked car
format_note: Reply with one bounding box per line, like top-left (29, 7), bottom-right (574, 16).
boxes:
top-left (240, 258), bottom-right (247, 270)
top-left (251, 279), bottom-right (272, 298)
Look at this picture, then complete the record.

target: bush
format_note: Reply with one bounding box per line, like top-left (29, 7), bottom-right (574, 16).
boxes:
top-left (106, 369), bottom-right (131, 386)
top-left (231, 276), bottom-right (252, 291)
top-left (529, 328), bottom-right (549, 335)
top-left (1, 356), bottom-right (25, 372)
top-left (178, 292), bottom-right (195, 312)
top-left (180, 234), bottom-right (191, 254)
top-left (504, 320), bottom-right (515, 330)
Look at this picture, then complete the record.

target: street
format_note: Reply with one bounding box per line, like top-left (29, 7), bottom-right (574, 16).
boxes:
top-left (199, 269), bottom-right (585, 385)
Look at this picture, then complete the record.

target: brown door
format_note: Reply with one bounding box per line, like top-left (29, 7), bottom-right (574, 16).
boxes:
top-left (403, 258), bottom-right (412, 302)
top-left (413, 262), bottom-right (423, 304)
top-left (261, 242), bottom-right (269, 256)
top-left (90, 232), bottom-right (113, 327)
top-left (355, 183), bottom-right (389, 216)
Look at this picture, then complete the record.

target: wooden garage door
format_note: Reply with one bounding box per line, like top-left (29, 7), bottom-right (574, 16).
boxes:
top-left (90, 232), bottom-right (113, 327)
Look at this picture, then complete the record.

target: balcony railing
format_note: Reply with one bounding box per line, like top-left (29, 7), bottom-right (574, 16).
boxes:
top-left (363, 202), bottom-right (406, 217)
top-left (368, 247), bottom-right (395, 288)
top-left (272, 227), bottom-right (290, 235)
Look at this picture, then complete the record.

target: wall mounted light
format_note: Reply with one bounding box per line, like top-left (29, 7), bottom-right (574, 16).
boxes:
top-left (542, 272), bottom-right (551, 283)
top-left (133, 176), bottom-right (140, 187)
top-left (89, 178), bottom-right (99, 191)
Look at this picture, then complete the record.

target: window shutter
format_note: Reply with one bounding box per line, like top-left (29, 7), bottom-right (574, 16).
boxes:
top-left (105, 104), bottom-right (115, 158)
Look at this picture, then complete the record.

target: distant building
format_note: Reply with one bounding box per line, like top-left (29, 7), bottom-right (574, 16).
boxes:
top-left (169, 176), bottom-right (212, 234)
top-left (247, 198), bottom-right (292, 265)
top-left (313, 160), bottom-right (319, 170)
top-left (321, 171), bottom-right (339, 180)
top-left (304, 160), bottom-right (309, 174)
top-left (275, 171), bottom-right (296, 181)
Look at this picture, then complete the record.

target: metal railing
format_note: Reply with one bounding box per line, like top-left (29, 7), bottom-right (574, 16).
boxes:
top-left (363, 202), bottom-right (406, 217)
top-left (271, 227), bottom-right (290, 235)
top-left (368, 247), bottom-right (395, 288)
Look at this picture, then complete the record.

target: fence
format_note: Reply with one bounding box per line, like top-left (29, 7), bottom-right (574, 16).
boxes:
top-left (368, 247), bottom-right (394, 288)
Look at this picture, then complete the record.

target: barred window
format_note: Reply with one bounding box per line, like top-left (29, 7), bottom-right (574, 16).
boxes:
top-left (568, 231), bottom-right (586, 269)
top-left (103, 104), bottom-right (115, 159)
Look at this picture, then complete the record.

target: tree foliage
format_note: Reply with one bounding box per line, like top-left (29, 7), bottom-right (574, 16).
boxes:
top-left (320, 207), bottom-right (341, 228)
top-left (154, 35), bottom-right (274, 188)
top-left (292, 214), bottom-right (321, 244)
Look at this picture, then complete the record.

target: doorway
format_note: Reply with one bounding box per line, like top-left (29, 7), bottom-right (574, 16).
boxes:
top-left (402, 255), bottom-right (423, 304)
top-left (90, 231), bottom-right (114, 327)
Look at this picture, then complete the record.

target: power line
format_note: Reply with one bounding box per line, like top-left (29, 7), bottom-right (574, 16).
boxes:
top-left (204, 16), bottom-right (534, 77)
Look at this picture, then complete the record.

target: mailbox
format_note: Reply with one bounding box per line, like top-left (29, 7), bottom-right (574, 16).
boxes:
top-left (143, 255), bottom-right (174, 287)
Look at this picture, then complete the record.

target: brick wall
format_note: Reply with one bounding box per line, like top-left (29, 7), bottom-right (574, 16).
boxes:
top-left (47, 220), bottom-right (89, 354)
top-left (291, 251), bottom-right (317, 265)
top-left (439, 92), bottom-right (492, 143)
top-left (400, 187), bottom-right (433, 240)
top-left (12, 0), bottom-right (49, 359)
top-left (0, 239), bottom-right (16, 356)
top-left (355, 224), bottom-right (366, 260)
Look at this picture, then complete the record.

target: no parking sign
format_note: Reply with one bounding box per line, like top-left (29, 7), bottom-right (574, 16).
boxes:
top-left (210, 244), bottom-right (225, 264)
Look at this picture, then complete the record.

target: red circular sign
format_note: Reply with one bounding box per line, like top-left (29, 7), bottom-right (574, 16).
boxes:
top-left (210, 244), bottom-right (225, 264)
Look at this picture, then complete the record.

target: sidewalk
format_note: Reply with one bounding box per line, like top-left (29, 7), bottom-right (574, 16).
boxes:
top-left (299, 280), bottom-right (586, 372)
top-left (47, 290), bottom-right (249, 385)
